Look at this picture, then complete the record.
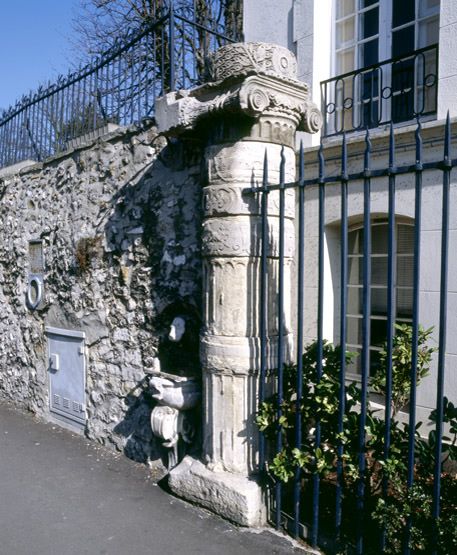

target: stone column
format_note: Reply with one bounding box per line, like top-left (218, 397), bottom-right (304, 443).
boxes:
top-left (156, 42), bottom-right (321, 526)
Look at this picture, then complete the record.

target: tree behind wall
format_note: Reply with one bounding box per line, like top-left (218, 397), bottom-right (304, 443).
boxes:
top-left (70, 0), bottom-right (243, 123)
top-left (72, 0), bottom-right (243, 60)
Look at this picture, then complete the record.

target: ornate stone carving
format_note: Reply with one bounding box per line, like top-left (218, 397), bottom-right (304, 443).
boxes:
top-left (149, 372), bottom-right (201, 470)
top-left (202, 217), bottom-right (295, 258)
top-left (200, 334), bottom-right (294, 374)
top-left (249, 117), bottom-right (296, 147)
top-left (302, 104), bottom-right (324, 134)
top-left (203, 186), bottom-right (246, 216)
top-left (207, 42), bottom-right (299, 83)
top-left (203, 185), bottom-right (295, 218)
top-left (206, 142), bottom-right (296, 185)
top-left (155, 43), bottom-right (322, 140)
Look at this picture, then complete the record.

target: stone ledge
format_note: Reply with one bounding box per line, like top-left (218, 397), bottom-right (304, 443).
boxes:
top-left (168, 456), bottom-right (265, 526)
top-left (0, 119), bottom-right (159, 180)
top-left (0, 159), bottom-right (37, 179)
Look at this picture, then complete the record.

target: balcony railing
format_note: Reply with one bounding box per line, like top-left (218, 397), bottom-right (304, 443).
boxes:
top-left (321, 44), bottom-right (439, 137)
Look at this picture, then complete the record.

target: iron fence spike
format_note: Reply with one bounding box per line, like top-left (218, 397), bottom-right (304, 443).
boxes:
top-left (299, 140), bottom-right (305, 186)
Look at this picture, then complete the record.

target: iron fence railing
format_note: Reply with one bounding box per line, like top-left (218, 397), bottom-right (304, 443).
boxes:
top-left (321, 45), bottom-right (439, 137)
top-left (251, 116), bottom-right (457, 554)
top-left (0, 2), bottom-right (238, 169)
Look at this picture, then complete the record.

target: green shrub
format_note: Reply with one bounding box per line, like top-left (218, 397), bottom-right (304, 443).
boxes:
top-left (256, 326), bottom-right (457, 553)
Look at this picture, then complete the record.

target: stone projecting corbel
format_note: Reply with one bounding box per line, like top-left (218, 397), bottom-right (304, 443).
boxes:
top-left (156, 42), bottom-right (322, 143)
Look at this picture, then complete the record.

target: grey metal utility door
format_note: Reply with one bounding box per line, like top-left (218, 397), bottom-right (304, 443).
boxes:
top-left (46, 327), bottom-right (86, 425)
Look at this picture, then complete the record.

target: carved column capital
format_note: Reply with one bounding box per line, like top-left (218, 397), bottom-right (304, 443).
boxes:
top-left (156, 42), bottom-right (322, 143)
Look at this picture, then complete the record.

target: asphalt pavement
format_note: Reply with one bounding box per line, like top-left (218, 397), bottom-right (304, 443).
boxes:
top-left (0, 401), bottom-right (305, 555)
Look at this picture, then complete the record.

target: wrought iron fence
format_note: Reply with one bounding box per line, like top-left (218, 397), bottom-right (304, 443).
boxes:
top-left (253, 115), bottom-right (457, 554)
top-left (321, 45), bottom-right (439, 137)
top-left (0, 1), bottom-right (239, 169)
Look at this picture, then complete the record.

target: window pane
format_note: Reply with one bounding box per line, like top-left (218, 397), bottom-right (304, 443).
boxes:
top-left (397, 288), bottom-right (413, 316)
top-left (397, 256), bottom-right (414, 287)
top-left (361, 6), bottom-right (379, 39)
top-left (397, 224), bottom-right (414, 253)
top-left (348, 256), bottom-right (362, 285)
top-left (418, 17), bottom-right (439, 48)
top-left (346, 316), bottom-right (390, 348)
top-left (337, 17), bottom-right (356, 48)
top-left (372, 256), bottom-right (388, 285)
top-left (370, 348), bottom-right (382, 374)
top-left (372, 225), bottom-right (388, 254)
top-left (392, 0), bottom-right (415, 28)
top-left (371, 287), bottom-right (387, 315)
top-left (349, 229), bottom-right (362, 254)
top-left (337, 48), bottom-right (356, 73)
top-left (360, 38), bottom-right (378, 66)
top-left (371, 317), bottom-right (387, 347)
top-left (347, 316), bottom-right (362, 345)
top-left (348, 286), bottom-right (362, 314)
top-left (392, 26), bottom-right (415, 57)
top-left (337, 0), bottom-right (356, 19)
top-left (419, 0), bottom-right (440, 18)
top-left (360, 0), bottom-right (378, 8)
top-left (347, 347), bottom-right (361, 374)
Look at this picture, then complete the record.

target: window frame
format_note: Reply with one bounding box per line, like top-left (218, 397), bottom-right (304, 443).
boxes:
top-left (345, 219), bottom-right (414, 378)
top-left (332, 0), bottom-right (440, 75)
top-left (329, 0), bottom-right (440, 133)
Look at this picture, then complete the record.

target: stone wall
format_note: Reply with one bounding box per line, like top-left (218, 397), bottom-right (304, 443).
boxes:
top-left (0, 124), bottom-right (202, 468)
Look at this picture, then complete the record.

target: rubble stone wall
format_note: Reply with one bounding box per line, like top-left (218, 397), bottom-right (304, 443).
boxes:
top-left (0, 124), bottom-right (202, 468)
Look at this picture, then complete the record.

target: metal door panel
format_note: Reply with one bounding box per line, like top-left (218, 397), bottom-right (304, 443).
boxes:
top-left (46, 328), bottom-right (86, 425)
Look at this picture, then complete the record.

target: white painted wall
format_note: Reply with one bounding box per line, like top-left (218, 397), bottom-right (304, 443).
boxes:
top-left (437, 0), bottom-right (457, 118)
top-left (243, 0), bottom-right (295, 52)
top-left (299, 120), bottom-right (457, 421)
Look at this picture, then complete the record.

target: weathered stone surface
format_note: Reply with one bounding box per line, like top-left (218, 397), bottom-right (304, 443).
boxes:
top-left (208, 42), bottom-right (299, 82)
top-left (168, 456), bottom-right (264, 526)
top-left (0, 124), bottom-right (202, 468)
top-left (160, 42), bottom-right (317, 526)
top-left (156, 43), bottom-right (322, 142)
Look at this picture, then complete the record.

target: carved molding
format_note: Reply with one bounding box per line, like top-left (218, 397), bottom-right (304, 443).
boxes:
top-left (249, 117), bottom-right (296, 147)
top-left (200, 334), bottom-right (294, 374)
top-left (206, 142), bottom-right (296, 184)
top-left (203, 185), bottom-right (295, 218)
top-left (155, 43), bottom-right (322, 140)
top-left (202, 217), bottom-right (295, 258)
top-left (207, 42), bottom-right (299, 83)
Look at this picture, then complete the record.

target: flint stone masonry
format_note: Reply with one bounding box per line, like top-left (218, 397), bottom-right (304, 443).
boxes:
top-left (0, 124), bottom-right (202, 467)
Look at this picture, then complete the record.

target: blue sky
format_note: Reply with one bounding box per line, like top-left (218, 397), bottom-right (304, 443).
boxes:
top-left (0, 0), bottom-right (78, 111)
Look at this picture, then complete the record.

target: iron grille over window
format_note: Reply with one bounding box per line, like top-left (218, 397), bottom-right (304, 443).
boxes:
top-left (322, 0), bottom-right (440, 136)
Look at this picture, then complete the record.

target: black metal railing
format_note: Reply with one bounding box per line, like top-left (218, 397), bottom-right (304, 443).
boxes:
top-left (321, 45), bottom-right (439, 137)
top-left (252, 115), bottom-right (456, 554)
top-left (0, 1), bottom-right (238, 169)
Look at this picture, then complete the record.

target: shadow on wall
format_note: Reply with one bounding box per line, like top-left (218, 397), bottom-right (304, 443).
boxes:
top-left (94, 137), bottom-right (203, 466)
top-left (113, 300), bottom-right (202, 466)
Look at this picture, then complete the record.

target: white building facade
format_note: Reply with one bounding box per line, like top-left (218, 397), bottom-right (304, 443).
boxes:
top-left (244, 0), bottom-right (457, 419)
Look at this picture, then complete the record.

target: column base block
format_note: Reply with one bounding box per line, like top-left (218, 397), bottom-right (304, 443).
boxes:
top-left (168, 456), bottom-right (265, 526)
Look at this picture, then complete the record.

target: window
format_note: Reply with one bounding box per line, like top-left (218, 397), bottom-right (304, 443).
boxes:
top-left (326, 0), bottom-right (440, 133)
top-left (346, 221), bottom-right (414, 375)
top-left (334, 0), bottom-right (440, 75)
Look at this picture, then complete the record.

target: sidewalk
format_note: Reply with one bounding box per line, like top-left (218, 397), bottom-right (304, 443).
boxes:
top-left (0, 402), bottom-right (303, 555)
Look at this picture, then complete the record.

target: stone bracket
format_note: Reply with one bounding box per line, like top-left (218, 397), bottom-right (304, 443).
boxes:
top-left (156, 61), bottom-right (322, 138)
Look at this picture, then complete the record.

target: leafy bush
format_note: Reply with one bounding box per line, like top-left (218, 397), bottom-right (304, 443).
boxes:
top-left (256, 326), bottom-right (457, 553)
top-left (370, 324), bottom-right (435, 416)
